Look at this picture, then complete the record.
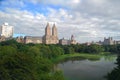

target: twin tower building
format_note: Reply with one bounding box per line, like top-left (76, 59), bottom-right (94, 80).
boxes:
top-left (16, 22), bottom-right (76, 45)
top-left (43, 23), bottom-right (58, 44)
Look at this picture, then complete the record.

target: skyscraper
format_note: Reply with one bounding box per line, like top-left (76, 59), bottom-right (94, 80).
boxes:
top-left (52, 24), bottom-right (57, 36)
top-left (45, 22), bottom-right (51, 36)
top-left (0, 23), bottom-right (13, 38)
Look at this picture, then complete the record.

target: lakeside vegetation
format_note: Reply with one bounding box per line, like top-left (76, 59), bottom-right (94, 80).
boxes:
top-left (0, 39), bottom-right (120, 80)
top-left (52, 53), bottom-right (102, 63)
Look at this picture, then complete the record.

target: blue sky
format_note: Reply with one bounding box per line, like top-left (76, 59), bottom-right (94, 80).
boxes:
top-left (0, 0), bottom-right (120, 43)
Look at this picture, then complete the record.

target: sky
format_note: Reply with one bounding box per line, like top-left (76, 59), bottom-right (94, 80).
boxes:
top-left (0, 0), bottom-right (120, 43)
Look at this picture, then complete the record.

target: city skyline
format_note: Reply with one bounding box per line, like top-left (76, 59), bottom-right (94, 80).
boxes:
top-left (0, 0), bottom-right (120, 43)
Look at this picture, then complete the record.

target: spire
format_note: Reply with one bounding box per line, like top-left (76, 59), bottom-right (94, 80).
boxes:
top-left (53, 23), bottom-right (56, 27)
top-left (52, 23), bottom-right (57, 36)
top-left (71, 35), bottom-right (74, 41)
top-left (45, 22), bottom-right (51, 35)
top-left (46, 22), bottom-right (50, 27)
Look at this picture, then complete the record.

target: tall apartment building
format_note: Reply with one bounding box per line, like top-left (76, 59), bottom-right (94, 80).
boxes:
top-left (43, 23), bottom-right (59, 44)
top-left (0, 23), bottom-right (13, 38)
top-left (23, 23), bottom-right (59, 44)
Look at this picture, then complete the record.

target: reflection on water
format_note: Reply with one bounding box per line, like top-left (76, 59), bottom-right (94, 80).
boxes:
top-left (106, 55), bottom-right (120, 80)
top-left (57, 55), bottom-right (117, 80)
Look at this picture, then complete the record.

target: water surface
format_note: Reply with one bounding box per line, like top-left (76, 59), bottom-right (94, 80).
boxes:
top-left (58, 56), bottom-right (117, 80)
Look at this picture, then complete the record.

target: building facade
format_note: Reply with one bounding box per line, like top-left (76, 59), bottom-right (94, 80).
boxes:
top-left (59, 38), bottom-right (70, 45)
top-left (70, 35), bottom-right (77, 44)
top-left (59, 35), bottom-right (77, 45)
top-left (0, 22), bottom-right (78, 45)
top-left (43, 23), bottom-right (59, 44)
top-left (0, 36), bottom-right (6, 42)
top-left (16, 36), bottom-right (25, 43)
top-left (22, 23), bottom-right (59, 44)
top-left (24, 36), bottom-right (42, 44)
top-left (103, 37), bottom-right (114, 45)
top-left (0, 23), bottom-right (13, 38)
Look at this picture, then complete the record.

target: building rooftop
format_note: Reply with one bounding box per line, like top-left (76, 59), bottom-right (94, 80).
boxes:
top-left (25, 36), bottom-right (43, 39)
top-left (4, 22), bottom-right (8, 26)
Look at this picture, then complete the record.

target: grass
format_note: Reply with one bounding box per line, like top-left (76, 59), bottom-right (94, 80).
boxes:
top-left (51, 53), bottom-right (105, 63)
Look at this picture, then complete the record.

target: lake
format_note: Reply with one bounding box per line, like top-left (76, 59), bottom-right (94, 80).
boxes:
top-left (57, 55), bottom-right (117, 80)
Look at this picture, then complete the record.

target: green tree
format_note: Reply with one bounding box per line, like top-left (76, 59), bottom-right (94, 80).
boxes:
top-left (0, 53), bottom-right (37, 80)
top-left (40, 45), bottom-right (52, 59)
top-left (0, 46), bottom-right (17, 57)
top-left (52, 71), bottom-right (65, 80)
top-left (0, 41), bottom-right (66, 80)
top-left (27, 46), bottom-right (41, 57)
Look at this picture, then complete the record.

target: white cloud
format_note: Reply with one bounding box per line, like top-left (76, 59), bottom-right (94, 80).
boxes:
top-left (27, 0), bottom-right (81, 10)
top-left (72, 0), bottom-right (81, 4)
top-left (1, 0), bottom-right (25, 8)
top-left (29, 0), bottom-right (81, 5)
top-left (0, 8), bottom-right (47, 36)
top-left (90, 0), bottom-right (107, 5)
top-left (0, 0), bottom-right (120, 43)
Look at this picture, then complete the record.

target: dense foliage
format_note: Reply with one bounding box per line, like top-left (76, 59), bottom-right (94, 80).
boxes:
top-left (60, 44), bottom-right (120, 54)
top-left (103, 45), bottom-right (120, 53)
top-left (1, 39), bottom-right (120, 80)
top-left (0, 40), bottom-right (64, 80)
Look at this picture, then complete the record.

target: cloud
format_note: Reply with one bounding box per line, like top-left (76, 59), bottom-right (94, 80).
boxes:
top-left (29, 0), bottom-right (81, 6)
top-left (89, 0), bottom-right (107, 5)
top-left (0, 0), bottom-right (120, 43)
top-left (0, 0), bottom-right (25, 8)
top-left (0, 8), bottom-right (47, 36)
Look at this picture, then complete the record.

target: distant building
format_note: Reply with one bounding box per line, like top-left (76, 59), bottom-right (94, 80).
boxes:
top-left (103, 37), bottom-right (114, 45)
top-left (0, 22), bottom-right (77, 45)
top-left (70, 35), bottom-right (77, 45)
top-left (16, 23), bottom-right (59, 44)
top-left (0, 36), bottom-right (6, 42)
top-left (24, 36), bottom-right (42, 44)
top-left (16, 36), bottom-right (25, 43)
top-left (88, 37), bottom-right (120, 45)
top-left (59, 38), bottom-right (70, 45)
top-left (0, 23), bottom-right (13, 38)
top-left (116, 41), bottom-right (120, 44)
top-left (90, 41), bottom-right (103, 45)
top-left (84, 42), bottom-right (92, 46)
top-left (59, 35), bottom-right (77, 45)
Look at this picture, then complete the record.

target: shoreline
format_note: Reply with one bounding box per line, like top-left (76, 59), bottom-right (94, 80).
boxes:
top-left (51, 53), bottom-right (107, 63)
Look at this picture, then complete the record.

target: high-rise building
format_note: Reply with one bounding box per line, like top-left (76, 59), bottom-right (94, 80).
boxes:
top-left (23, 22), bottom-right (59, 44)
top-left (43, 23), bottom-right (59, 44)
top-left (0, 23), bottom-right (13, 38)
